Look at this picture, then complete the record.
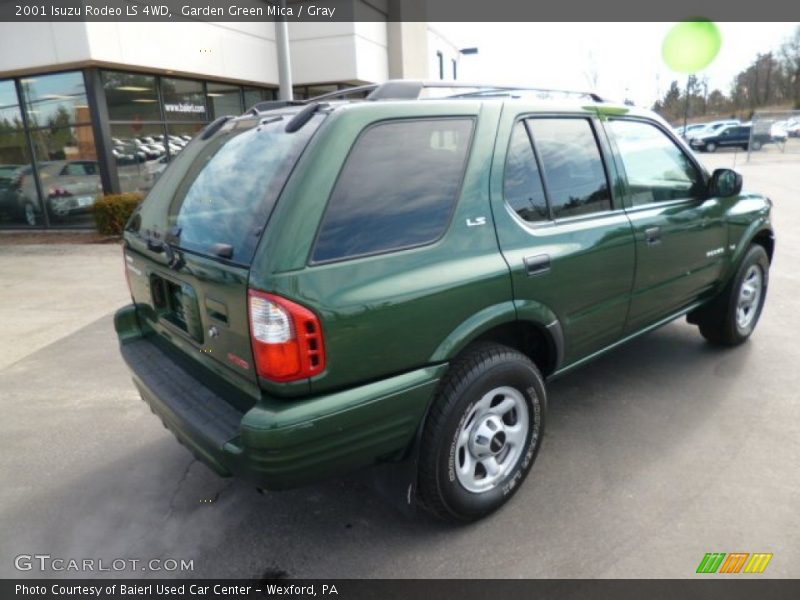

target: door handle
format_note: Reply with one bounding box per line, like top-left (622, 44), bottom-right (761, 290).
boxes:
top-left (645, 226), bottom-right (661, 245)
top-left (204, 297), bottom-right (229, 324)
top-left (524, 254), bottom-right (551, 276)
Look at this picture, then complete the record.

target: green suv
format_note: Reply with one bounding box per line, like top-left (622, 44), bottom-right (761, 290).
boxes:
top-left (115, 81), bottom-right (774, 522)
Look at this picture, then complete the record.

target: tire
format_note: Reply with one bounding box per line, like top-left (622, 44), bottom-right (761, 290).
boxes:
top-left (751, 140), bottom-right (762, 151)
top-left (417, 342), bottom-right (546, 522)
top-left (706, 142), bottom-right (717, 153)
top-left (696, 244), bottom-right (769, 346)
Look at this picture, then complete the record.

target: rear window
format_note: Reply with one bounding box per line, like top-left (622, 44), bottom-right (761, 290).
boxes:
top-left (312, 118), bottom-right (474, 264)
top-left (132, 113), bottom-right (323, 265)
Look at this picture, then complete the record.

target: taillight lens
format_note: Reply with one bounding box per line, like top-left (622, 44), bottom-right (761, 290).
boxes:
top-left (248, 290), bottom-right (326, 382)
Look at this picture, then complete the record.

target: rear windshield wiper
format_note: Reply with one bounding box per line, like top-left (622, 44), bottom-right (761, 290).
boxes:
top-left (144, 229), bottom-right (185, 271)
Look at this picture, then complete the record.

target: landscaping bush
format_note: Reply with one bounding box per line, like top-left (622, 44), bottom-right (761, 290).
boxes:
top-left (92, 192), bottom-right (144, 236)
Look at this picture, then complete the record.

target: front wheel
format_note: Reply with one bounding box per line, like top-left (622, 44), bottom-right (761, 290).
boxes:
top-left (417, 343), bottom-right (546, 522)
top-left (696, 244), bottom-right (769, 345)
top-left (705, 142), bottom-right (717, 153)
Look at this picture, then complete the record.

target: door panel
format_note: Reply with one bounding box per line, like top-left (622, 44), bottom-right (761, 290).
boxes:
top-left (623, 199), bottom-right (727, 331)
top-left (602, 118), bottom-right (727, 331)
top-left (491, 113), bottom-right (636, 365)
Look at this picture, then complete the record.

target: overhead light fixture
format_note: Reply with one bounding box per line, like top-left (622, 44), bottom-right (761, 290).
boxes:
top-left (206, 93), bottom-right (225, 97)
top-left (41, 94), bottom-right (73, 100)
top-left (20, 78), bottom-right (37, 83)
top-left (116, 86), bottom-right (151, 92)
top-left (132, 98), bottom-right (157, 103)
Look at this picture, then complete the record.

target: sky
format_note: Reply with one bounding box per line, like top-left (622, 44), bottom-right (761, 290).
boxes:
top-left (432, 22), bottom-right (799, 107)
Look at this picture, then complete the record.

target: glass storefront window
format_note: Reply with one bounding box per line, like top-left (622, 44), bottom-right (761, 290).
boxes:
top-left (162, 78), bottom-right (207, 122)
top-left (207, 83), bottom-right (242, 119)
top-left (110, 123), bottom-right (169, 194)
top-left (2, 69), bottom-right (285, 229)
top-left (103, 71), bottom-right (160, 121)
top-left (243, 86), bottom-right (275, 109)
top-left (19, 71), bottom-right (90, 128)
top-left (0, 79), bottom-right (40, 227)
top-left (30, 125), bottom-right (101, 227)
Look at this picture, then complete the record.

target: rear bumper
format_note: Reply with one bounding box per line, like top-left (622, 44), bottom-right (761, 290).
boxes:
top-left (115, 304), bottom-right (444, 489)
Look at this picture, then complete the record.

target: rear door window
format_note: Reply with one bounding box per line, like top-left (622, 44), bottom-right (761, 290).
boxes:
top-left (504, 122), bottom-right (548, 222)
top-left (526, 118), bottom-right (611, 219)
top-left (312, 118), bottom-right (474, 264)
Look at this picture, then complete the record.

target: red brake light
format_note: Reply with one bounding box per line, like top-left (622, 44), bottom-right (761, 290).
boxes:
top-left (248, 290), bottom-right (326, 382)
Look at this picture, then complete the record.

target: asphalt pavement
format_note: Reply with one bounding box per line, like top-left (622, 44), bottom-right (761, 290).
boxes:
top-left (1, 149), bottom-right (798, 579)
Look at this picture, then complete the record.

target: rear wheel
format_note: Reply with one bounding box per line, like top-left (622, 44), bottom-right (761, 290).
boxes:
top-left (417, 343), bottom-right (546, 522)
top-left (695, 245), bottom-right (769, 345)
top-left (751, 140), bottom-right (762, 151)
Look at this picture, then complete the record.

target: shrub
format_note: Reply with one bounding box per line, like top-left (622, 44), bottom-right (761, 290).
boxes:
top-left (92, 192), bottom-right (144, 236)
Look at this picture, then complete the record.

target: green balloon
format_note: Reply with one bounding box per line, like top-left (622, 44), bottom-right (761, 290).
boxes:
top-left (662, 21), bottom-right (722, 73)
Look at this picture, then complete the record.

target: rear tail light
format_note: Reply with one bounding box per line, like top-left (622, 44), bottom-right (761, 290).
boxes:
top-left (248, 290), bottom-right (326, 382)
top-left (48, 186), bottom-right (71, 197)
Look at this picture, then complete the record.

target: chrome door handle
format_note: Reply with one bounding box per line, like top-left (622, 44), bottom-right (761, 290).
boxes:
top-left (524, 254), bottom-right (551, 276)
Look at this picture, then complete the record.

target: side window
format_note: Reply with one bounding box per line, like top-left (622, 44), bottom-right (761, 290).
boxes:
top-left (503, 122), bottom-right (548, 222)
top-left (607, 119), bottom-right (704, 205)
top-left (527, 118), bottom-right (611, 219)
top-left (312, 118), bottom-right (474, 263)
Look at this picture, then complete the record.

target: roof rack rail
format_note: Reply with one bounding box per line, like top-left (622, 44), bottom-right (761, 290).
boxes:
top-left (245, 81), bottom-right (606, 116)
top-left (357, 80), bottom-right (604, 103)
top-left (247, 99), bottom-right (305, 115)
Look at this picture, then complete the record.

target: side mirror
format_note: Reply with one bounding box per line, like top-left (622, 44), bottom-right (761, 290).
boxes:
top-left (709, 168), bottom-right (742, 198)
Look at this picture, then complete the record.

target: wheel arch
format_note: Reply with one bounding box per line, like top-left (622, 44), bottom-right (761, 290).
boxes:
top-left (429, 300), bottom-right (564, 379)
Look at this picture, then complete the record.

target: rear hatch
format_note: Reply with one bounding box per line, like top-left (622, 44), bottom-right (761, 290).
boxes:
top-left (122, 111), bottom-right (324, 398)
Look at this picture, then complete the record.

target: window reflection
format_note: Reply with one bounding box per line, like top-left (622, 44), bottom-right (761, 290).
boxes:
top-left (527, 118), bottom-right (611, 219)
top-left (608, 119), bottom-right (703, 205)
top-left (0, 79), bottom-right (39, 226)
top-left (207, 83), bottom-right (242, 119)
top-left (20, 72), bottom-right (91, 128)
top-left (30, 125), bottom-right (101, 226)
top-left (103, 71), bottom-right (160, 121)
top-left (504, 122), bottom-right (548, 222)
top-left (162, 78), bottom-right (207, 122)
top-left (313, 119), bottom-right (474, 263)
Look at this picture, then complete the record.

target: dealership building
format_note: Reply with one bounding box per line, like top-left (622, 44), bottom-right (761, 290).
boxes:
top-left (0, 4), bottom-right (462, 228)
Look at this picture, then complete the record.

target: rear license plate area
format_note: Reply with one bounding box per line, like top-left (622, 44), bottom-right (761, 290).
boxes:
top-left (150, 274), bottom-right (203, 342)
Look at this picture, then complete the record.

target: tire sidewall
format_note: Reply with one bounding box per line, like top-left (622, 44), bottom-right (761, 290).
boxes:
top-left (436, 359), bottom-right (545, 521)
top-left (728, 246), bottom-right (769, 340)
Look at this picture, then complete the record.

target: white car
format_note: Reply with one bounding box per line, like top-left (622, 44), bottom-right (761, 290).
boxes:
top-left (687, 120), bottom-right (741, 141)
top-left (770, 121), bottom-right (788, 142)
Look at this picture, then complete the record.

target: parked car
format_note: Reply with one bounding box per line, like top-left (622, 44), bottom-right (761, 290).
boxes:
top-left (686, 119), bottom-right (741, 141)
top-left (10, 160), bottom-right (102, 225)
top-left (674, 123), bottom-right (707, 138)
top-left (116, 81), bottom-right (774, 522)
top-left (770, 121), bottom-right (788, 142)
top-left (689, 124), bottom-right (769, 152)
top-left (0, 164), bottom-right (24, 223)
top-left (786, 119), bottom-right (800, 137)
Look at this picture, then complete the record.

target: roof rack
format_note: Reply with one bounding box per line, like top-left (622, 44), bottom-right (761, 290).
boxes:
top-left (246, 80), bottom-right (605, 115)
top-left (359, 80), bottom-right (603, 103)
